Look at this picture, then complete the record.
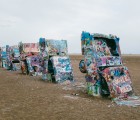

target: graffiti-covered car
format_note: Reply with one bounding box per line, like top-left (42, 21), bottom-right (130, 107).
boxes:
top-left (19, 42), bottom-right (41, 75)
top-left (39, 38), bottom-right (73, 83)
top-left (10, 46), bottom-right (20, 70)
top-left (0, 47), bottom-right (7, 68)
top-left (79, 31), bottom-right (134, 98)
top-left (4, 45), bottom-right (20, 71)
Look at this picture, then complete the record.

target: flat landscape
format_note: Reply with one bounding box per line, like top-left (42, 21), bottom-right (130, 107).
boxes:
top-left (0, 55), bottom-right (140, 120)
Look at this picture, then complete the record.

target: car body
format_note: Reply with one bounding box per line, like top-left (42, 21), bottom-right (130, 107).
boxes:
top-left (39, 38), bottom-right (73, 83)
top-left (19, 42), bottom-right (41, 75)
top-left (79, 31), bottom-right (133, 98)
top-left (0, 47), bottom-right (7, 68)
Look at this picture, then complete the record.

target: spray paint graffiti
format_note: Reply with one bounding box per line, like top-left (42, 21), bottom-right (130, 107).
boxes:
top-left (39, 38), bottom-right (74, 83)
top-left (79, 31), bottom-right (140, 106)
top-left (19, 42), bottom-right (41, 75)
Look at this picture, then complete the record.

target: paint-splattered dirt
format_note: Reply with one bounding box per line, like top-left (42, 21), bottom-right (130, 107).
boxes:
top-left (0, 55), bottom-right (140, 120)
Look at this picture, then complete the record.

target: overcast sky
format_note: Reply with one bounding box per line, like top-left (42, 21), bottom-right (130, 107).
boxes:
top-left (0, 0), bottom-right (140, 54)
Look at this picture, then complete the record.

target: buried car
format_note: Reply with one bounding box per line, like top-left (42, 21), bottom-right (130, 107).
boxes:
top-left (19, 42), bottom-right (41, 75)
top-left (39, 38), bottom-right (73, 83)
top-left (79, 31), bottom-right (134, 98)
top-left (10, 46), bottom-right (20, 70)
top-left (0, 47), bottom-right (7, 68)
top-left (4, 45), bottom-right (20, 70)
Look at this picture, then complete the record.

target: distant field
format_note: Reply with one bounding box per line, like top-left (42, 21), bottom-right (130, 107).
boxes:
top-left (69, 54), bottom-right (140, 62)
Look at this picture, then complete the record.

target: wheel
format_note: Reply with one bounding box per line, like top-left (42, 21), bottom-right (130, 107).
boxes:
top-left (79, 60), bottom-right (86, 73)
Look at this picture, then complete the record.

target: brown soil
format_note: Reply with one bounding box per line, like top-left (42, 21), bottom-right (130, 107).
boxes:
top-left (0, 55), bottom-right (140, 120)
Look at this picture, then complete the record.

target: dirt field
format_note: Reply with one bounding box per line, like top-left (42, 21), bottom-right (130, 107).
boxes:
top-left (0, 55), bottom-right (140, 120)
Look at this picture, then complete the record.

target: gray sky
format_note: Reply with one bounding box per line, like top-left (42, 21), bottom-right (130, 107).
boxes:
top-left (0, 0), bottom-right (140, 54)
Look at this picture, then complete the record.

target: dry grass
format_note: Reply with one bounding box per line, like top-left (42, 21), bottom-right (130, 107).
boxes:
top-left (0, 55), bottom-right (140, 120)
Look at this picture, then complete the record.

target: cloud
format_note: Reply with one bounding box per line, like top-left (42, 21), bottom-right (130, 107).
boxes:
top-left (0, 0), bottom-right (140, 54)
top-left (0, 16), bottom-right (22, 27)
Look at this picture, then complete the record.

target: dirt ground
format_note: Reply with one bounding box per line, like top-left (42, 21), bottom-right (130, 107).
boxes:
top-left (0, 55), bottom-right (140, 120)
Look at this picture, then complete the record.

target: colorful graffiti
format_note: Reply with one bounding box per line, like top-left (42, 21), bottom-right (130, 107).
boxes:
top-left (39, 38), bottom-right (74, 83)
top-left (46, 40), bottom-right (68, 56)
top-left (0, 47), bottom-right (7, 68)
top-left (80, 31), bottom-right (134, 100)
top-left (50, 56), bottom-right (73, 83)
top-left (19, 42), bottom-right (41, 75)
top-left (102, 66), bottom-right (133, 98)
